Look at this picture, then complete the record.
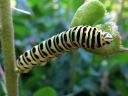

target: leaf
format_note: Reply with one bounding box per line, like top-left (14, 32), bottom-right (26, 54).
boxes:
top-left (71, 0), bottom-right (106, 27)
top-left (33, 87), bottom-right (57, 96)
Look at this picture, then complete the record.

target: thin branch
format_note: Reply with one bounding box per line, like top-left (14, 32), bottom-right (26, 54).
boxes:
top-left (12, 7), bottom-right (31, 15)
top-left (0, 0), bottom-right (18, 96)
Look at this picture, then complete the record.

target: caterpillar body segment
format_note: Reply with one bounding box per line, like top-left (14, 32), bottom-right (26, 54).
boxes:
top-left (16, 25), bottom-right (113, 73)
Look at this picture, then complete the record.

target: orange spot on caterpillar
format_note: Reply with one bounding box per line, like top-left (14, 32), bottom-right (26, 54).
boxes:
top-left (84, 31), bottom-right (86, 34)
top-left (66, 41), bottom-right (69, 44)
top-left (40, 60), bottom-right (45, 62)
top-left (66, 32), bottom-right (68, 35)
top-left (72, 45), bottom-right (76, 48)
top-left (73, 41), bottom-right (76, 45)
top-left (29, 61), bottom-right (32, 63)
top-left (33, 52), bottom-right (36, 55)
top-left (29, 61), bottom-right (32, 64)
top-left (83, 43), bottom-right (85, 46)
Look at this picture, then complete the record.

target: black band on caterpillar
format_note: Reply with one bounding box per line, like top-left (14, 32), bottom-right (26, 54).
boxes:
top-left (16, 25), bottom-right (113, 73)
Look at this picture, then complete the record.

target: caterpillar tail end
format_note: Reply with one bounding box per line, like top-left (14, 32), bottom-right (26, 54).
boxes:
top-left (15, 67), bottom-right (32, 73)
top-left (15, 68), bottom-right (21, 73)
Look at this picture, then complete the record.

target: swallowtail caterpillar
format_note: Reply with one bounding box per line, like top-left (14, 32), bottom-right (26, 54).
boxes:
top-left (16, 25), bottom-right (113, 73)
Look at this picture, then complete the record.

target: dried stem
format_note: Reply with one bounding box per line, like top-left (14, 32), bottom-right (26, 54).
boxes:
top-left (0, 0), bottom-right (18, 96)
top-left (100, 70), bottom-right (109, 93)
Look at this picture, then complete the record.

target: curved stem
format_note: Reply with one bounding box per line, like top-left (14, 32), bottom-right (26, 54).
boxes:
top-left (0, 0), bottom-right (18, 96)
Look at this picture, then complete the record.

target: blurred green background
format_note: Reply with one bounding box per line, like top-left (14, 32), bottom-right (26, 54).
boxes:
top-left (1, 0), bottom-right (128, 96)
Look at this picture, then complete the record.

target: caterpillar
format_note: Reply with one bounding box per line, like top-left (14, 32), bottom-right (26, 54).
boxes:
top-left (16, 25), bottom-right (113, 73)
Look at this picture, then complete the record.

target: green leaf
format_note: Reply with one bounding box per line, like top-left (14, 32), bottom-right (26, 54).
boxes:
top-left (33, 87), bottom-right (57, 96)
top-left (71, 0), bottom-right (106, 27)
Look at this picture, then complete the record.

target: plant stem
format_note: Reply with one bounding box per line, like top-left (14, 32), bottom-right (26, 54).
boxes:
top-left (0, 0), bottom-right (18, 96)
top-left (100, 70), bottom-right (109, 93)
top-left (68, 51), bottom-right (77, 92)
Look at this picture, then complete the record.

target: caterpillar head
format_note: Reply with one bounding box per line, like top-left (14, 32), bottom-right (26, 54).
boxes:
top-left (103, 32), bottom-right (113, 44)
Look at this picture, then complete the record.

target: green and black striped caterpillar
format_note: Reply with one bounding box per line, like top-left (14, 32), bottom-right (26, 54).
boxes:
top-left (16, 25), bottom-right (113, 73)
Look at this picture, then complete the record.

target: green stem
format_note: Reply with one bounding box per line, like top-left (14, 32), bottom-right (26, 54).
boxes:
top-left (0, 0), bottom-right (18, 96)
top-left (68, 51), bottom-right (77, 92)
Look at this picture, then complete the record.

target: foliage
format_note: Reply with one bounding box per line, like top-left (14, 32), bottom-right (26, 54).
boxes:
top-left (71, 0), bottom-right (123, 56)
top-left (71, 0), bottom-right (105, 27)
top-left (33, 87), bottom-right (57, 96)
top-left (0, 0), bottom-right (128, 96)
